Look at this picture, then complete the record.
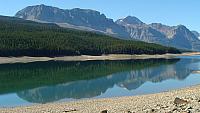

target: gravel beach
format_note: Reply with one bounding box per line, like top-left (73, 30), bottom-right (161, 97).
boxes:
top-left (1, 85), bottom-right (200, 113)
top-left (0, 52), bottom-right (200, 64)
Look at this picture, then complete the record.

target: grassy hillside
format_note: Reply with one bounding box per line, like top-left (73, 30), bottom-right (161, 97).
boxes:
top-left (0, 16), bottom-right (180, 57)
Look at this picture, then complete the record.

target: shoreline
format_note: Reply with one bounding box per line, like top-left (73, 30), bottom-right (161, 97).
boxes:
top-left (0, 52), bottom-right (199, 64)
top-left (0, 52), bottom-right (200, 112)
top-left (1, 84), bottom-right (200, 113)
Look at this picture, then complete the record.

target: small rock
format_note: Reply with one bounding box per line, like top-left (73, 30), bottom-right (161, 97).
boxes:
top-left (64, 109), bottom-right (77, 112)
top-left (148, 109), bottom-right (156, 113)
top-left (182, 110), bottom-right (191, 113)
top-left (101, 110), bottom-right (108, 113)
top-left (172, 108), bottom-right (177, 111)
top-left (174, 97), bottom-right (188, 105)
top-left (166, 111), bottom-right (173, 113)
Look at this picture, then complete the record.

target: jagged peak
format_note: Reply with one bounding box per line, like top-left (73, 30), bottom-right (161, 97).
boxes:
top-left (71, 8), bottom-right (99, 13)
top-left (176, 24), bottom-right (186, 28)
top-left (116, 16), bottom-right (143, 25)
top-left (192, 31), bottom-right (200, 36)
top-left (16, 4), bottom-right (106, 18)
top-left (150, 23), bottom-right (164, 27)
top-left (173, 25), bottom-right (189, 32)
top-left (27, 4), bottom-right (55, 9)
top-left (21, 4), bottom-right (101, 14)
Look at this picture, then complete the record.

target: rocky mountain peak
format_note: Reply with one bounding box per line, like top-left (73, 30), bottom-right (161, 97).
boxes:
top-left (192, 31), bottom-right (200, 39)
top-left (175, 25), bottom-right (188, 30)
top-left (116, 16), bottom-right (143, 26)
top-left (70, 8), bottom-right (100, 15)
top-left (36, 4), bottom-right (46, 8)
top-left (150, 23), bottom-right (170, 29)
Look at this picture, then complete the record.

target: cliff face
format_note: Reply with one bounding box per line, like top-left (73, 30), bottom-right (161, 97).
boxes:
top-left (116, 16), bottom-right (200, 50)
top-left (15, 4), bottom-right (129, 38)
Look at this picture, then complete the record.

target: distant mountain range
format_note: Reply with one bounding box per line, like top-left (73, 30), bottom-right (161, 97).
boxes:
top-left (15, 4), bottom-right (200, 51)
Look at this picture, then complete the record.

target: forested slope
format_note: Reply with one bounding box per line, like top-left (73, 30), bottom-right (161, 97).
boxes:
top-left (0, 16), bottom-right (180, 57)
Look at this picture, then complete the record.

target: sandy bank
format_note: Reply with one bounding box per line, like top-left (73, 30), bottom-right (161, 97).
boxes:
top-left (0, 52), bottom-right (199, 64)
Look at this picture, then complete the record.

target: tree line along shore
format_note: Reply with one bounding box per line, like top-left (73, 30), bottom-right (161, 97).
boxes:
top-left (0, 16), bottom-right (180, 57)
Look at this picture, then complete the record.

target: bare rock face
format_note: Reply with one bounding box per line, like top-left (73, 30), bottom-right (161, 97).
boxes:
top-left (15, 4), bottom-right (129, 38)
top-left (192, 31), bottom-right (200, 40)
top-left (116, 16), bottom-right (200, 50)
top-left (15, 4), bottom-right (200, 51)
top-left (116, 16), bottom-right (144, 26)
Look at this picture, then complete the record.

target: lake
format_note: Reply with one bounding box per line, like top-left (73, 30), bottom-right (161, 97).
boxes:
top-left (1, 56), bottom-right (200, 107)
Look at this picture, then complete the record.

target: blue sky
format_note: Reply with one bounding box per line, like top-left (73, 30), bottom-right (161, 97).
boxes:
top-left (0, 0), bottom-right (199, 32)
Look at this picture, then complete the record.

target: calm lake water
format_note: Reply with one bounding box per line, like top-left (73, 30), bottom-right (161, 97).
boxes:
top-left (1, 56), bottom-right (200, 107)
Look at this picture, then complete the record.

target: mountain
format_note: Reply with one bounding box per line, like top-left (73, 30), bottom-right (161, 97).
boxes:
top-left (15, 4), bottom-right (200, 51)
top-left (15, 4), bottom-right (129, 38)
top-left (116, 17), bottom-right (200, 50)
top-left (116, 16), bottom-right (144, 25)
top-left (192, 31), bottom-right (200, 39)
top-left (116, 18), bottom-right (168, 45)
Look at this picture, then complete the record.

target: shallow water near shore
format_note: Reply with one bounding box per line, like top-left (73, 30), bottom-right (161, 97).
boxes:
top-left (0, 55), bottom-right (200, 107)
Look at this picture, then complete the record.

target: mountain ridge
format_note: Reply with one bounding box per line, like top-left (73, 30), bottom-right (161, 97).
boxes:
top-left (15, 4), bottom-right (200, 51)
top-left (15, 4), bottom-right (129, 38)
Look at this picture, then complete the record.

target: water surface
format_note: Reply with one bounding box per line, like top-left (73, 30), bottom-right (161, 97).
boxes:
top-left (0, 56), bottom-right (200, 107)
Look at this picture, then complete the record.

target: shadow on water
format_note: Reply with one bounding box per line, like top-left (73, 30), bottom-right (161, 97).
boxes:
top-left (0, 58), bottom-right (197, 104)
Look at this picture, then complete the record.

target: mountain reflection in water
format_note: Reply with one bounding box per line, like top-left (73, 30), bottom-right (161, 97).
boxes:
top-left (0, 58), bottom-right (198, 104)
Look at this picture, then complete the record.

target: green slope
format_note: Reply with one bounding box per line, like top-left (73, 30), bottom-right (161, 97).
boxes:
top-left (0, 16), bottom-right (180, 57)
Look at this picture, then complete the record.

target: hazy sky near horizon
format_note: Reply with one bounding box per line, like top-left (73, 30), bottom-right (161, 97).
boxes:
top-left (0, 0), bottom-right (199, 31)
